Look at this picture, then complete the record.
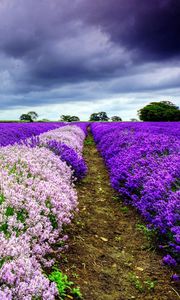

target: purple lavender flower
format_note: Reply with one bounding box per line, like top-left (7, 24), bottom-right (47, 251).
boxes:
top-left (47, 140), bottom-right (87, 180)
top-left (0, 122), bottom-right (66, 147)
top-left (91, 122), bottom-right (180, 267)
top-left (171, 274), bottom-right (180, 281)
top-left (163, 255), bottom-right (177, 267)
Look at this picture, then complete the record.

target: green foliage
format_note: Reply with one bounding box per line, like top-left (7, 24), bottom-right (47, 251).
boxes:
top-left (38, 118), bottom-right (50, 122)
top-left (130, 118), bottom-right (139, 122)
top-left (111, 116), bottom-right (122, 122)
top-left (120, 206), bottom-right (129, 213)
top-left (49, 213), bottom-right (58, 229)
top-left (114, 236), bottom-right (122, 242)
top-left (9, 164), bottom-right (17, 175)
top-left (48, 268), bottom-right (82, 299)
top-left (138, 101), bottom-right (180, 121)
top-left (0, 256), bottom-right (12, 269)
top-left (45, 199), bottom-right (52, 209)
top-left (0, 258), bottom-right (6, 269)
top-left (144, 279), bottom-right (158, 291)
top-left (20, 111), bottom-right (38, 122)
top-left (17, 209), bottom-right (28, 223)
top-left (136, 223), bottom-right (158, 251)
top-left (136, 224), bottom-right (156, 242)
top-left (128, 272), bottom-right (144, 292)
top-left (89, 111), bottom-right (109, 122)
top-left (49, 269), bottom-right (73, 298)
top-left (0, 194), bottom-right (5, 205)
top-left (27, 111), bottom-right (39, 121)
top-left (72, 272), bottom-right (79, 279)
top-left (5, 206), bottom-right (14, 217)
top-left (0, 223), bottom-right (9, 236)
top-left (19, 114), bottom-right (33, 122)
top-left (112, 195), bottom-right (120, 201)
top-left (71, 287), bottom-right (82, 298)
top-left (128, 272), bottom-right (157, 293)
top-left (171, 179), bottom-right (180, 192)
top-left (84, 136), bottom-right (94, 145)
top-left (60, 115), bottom-right (80, 122)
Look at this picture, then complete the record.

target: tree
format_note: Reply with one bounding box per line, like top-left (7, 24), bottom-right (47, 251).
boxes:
top-left (111, 116), bottom-right (122, 122)
top-left (59, 115), bottom-right (80, 122)
top-left (38, 118), bottom-right (50, 122)
top-left (89, 112), bottom-right (109, 121)
top-left (19, 111), bottom-right (38, 122)
top-left (60, 115), bottom-right (71, 122)
top-left (27, 111), bottom-right (38, 121)
top-left (138, 101), bottom-right (180, 121)
top-left (130, 118), bottom-right (139, 122)
top-left (20, 114), bottom-right (33, 122)
top-left (70, 116), bottom-right (80, 122)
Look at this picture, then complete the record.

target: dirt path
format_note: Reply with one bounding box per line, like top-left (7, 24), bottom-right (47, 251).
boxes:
top-left (60, 133), bottom-right (179, 300)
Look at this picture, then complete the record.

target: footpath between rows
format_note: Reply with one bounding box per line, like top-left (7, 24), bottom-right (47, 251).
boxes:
top-left (60, 133), bottom-right (179, 300)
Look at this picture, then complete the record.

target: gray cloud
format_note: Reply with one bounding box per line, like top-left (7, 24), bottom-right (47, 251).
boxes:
top-left (0, 0), bottom-right (179, 116)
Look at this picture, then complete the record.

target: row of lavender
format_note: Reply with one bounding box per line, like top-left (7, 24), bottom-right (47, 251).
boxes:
top-left (0, 124), bottom-right (87, 299)
top-left (91, 122), bottom-right (180, 270)
top-left (0, 122), bottom-right (66, 147)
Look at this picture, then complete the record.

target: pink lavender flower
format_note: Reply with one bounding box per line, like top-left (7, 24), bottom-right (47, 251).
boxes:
top-left (0, 124), bottom-right (87, 299)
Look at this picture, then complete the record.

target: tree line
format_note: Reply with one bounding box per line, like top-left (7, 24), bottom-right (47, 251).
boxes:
top-left (19, 101), bottom-right (180, 122)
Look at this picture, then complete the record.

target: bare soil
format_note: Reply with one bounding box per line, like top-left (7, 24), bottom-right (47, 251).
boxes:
top-left (59, 133), bottom-right (180, 300)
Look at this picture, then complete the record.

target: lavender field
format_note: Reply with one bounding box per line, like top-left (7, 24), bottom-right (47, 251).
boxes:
top-left (0, 122), bottom-right (179, 299)
top-left (91, 122), bottom-right (180, 267)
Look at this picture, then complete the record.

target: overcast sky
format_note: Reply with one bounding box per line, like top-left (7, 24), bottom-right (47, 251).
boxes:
top-left (0, 0), bottom-right (180, 120)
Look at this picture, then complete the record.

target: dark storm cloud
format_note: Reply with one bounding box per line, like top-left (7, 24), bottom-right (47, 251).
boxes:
top-left (0, 0), bottom-right (179, 112)
top-left (80, 0), bottom-right (180, 60)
